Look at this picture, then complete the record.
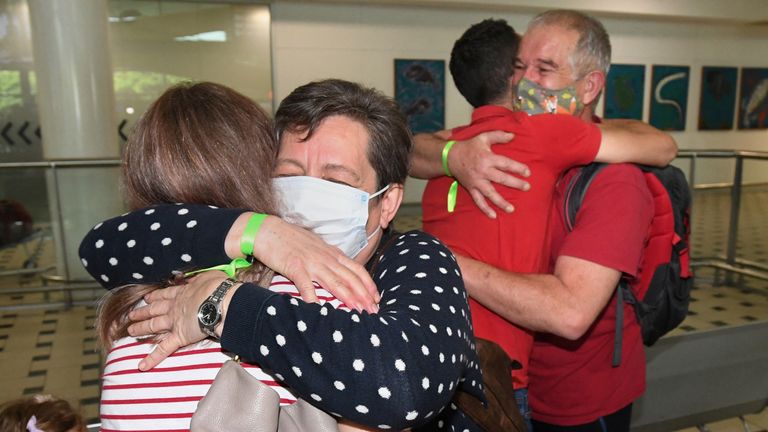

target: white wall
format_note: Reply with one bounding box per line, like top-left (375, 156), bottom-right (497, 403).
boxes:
top-left (271, 2), bottom-right (768, 202)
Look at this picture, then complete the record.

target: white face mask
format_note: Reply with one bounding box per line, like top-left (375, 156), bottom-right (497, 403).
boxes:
top-left (272, 176), bottom-right (390, 259)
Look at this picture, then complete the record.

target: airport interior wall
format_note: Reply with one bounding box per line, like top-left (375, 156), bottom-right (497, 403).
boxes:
top-left (269, 1), bottom-right (768, 203)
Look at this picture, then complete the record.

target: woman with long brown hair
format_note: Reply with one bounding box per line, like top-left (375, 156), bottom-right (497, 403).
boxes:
top-left (96, 81), bottom-right (374, 431)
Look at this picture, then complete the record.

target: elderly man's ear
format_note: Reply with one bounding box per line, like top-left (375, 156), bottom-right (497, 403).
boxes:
top-left (377, 184), bottom-right (404, 229)
top-left (580, 70), bottom-right (606, 106)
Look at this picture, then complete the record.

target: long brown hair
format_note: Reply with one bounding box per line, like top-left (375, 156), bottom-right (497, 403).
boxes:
top-left (98, 82), bottom-right (279, 349)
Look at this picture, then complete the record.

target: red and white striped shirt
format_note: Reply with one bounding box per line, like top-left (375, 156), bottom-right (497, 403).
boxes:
top-left (99, 275), bottom-right (345, 432)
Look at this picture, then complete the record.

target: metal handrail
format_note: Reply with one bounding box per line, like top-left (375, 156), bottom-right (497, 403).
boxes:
top-left (1, 151), bottom-right (767, 298)
top-left (676, 149), bottom-right (768, 283)
top-left (0, 159), bottom-right (122, 291)
top-left (677, 149), bottom-right (768, 159)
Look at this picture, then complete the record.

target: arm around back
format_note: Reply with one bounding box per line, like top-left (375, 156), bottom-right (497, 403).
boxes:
top-left (595, 119), bottom-right (678, 167)
top-left (458, 164), bottom-right (654, 339)
top-left (458, 254), bottom-right (620, 340)
top-left (409, 130), bottom-right (453, 179)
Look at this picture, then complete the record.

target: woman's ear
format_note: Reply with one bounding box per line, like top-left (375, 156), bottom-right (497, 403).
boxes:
top-left (377, 184), bottom-right (404, 229)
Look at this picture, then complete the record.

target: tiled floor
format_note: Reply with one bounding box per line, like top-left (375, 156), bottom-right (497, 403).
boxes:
top-left (0, 185), bottom-right (766, 430)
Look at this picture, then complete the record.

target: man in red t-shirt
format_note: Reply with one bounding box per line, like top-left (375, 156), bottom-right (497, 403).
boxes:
top-left (415, 16), bottom-right (676, 429)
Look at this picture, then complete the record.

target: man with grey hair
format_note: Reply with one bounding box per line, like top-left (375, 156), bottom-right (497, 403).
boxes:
top-left (412, 10), bottom-right (660, 430)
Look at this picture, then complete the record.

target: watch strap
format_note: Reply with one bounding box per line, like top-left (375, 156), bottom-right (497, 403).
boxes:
top-left (198, 278), bottom-right (238, 338)
top-left (210, 278), bottom-right (237, 303)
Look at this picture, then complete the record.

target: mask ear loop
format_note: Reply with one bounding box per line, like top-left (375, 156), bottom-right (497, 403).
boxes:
top-left (369, 183), bottom-right (391, 200)
top-left (356, 183), bottom-right (393, 258)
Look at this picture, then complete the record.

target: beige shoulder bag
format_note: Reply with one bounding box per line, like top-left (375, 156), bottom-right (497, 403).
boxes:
top-left (191, 359), bottom-right (338, 432)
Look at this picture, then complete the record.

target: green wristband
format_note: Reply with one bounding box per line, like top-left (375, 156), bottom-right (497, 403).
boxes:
top-left (184, 257), bottom-right (253, 279)
top-left (441, 140), bottom-right (456, 177)
top-left (240, 213), bottom-right (267, 257)
top-left (447, 180), bottom-right (458, 213)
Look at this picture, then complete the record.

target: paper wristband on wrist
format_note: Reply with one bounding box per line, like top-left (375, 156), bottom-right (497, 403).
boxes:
top-left (441, 140), bottom-right (456, 177)
top-left (441, 140), bottom-right (459, 213)
top-left (184, 257), bottom-right (252, 279)
top-left (240, 213), bottom-right (267, 257)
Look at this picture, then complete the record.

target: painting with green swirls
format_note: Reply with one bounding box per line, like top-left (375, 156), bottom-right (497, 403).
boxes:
top-left (738, 67), bottom-right (768, 130)
top-left (604, 64), bottom-right (645, 120)
top-left (698, 66), bottom-right (737, 130)
top-left (650, 65), bottom-right (690, 131)
top-left (394, 59), bottom-right (445, 133)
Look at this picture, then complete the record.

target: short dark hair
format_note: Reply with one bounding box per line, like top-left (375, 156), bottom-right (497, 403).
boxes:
top-left (450, 18), bottom-right (520, 108)
top-left (275, 79), bottom-right (412, 189)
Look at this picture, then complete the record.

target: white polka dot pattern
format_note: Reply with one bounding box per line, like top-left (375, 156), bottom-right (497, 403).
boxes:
top-left (78, 205), bottom-right (484, 430)
top-left (239, 230), bottom-right (484, 430)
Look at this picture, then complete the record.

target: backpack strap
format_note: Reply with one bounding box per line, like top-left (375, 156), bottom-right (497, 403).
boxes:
top-left (613, 281), bottom-right (624, 367)
top-left (563, 163), bottom-right (608, 231)
top-left (563, 163), bottom-right (627, 368)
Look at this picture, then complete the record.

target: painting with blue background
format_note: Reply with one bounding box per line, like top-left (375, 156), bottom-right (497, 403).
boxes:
top-left (698, 66), bottom-right (737, 130)
top-left (604, 64), bottom-right (645, 120)
top-left (650, 65), bottom-right (690, 131)
top-left (395, 59), bottom-right (445, 133)
top-left (738, 68), bottom-right (768, 130)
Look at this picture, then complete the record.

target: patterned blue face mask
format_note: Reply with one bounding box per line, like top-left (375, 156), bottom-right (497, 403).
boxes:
top-left (273, 176), bottom-right (390, 259)
top-left (515, 77), bottom-right (583, 116)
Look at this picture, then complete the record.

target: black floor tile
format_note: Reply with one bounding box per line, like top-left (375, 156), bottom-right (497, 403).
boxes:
top-left (80, 379), bottom-right (100, 388)
top-left (80, 396), bottom-right (100, 406)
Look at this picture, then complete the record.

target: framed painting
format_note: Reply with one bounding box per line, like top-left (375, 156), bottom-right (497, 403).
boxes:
top-left (650, 65), bottom-right (690, 131)
top-left (604, 64), bottom-right (645, 120)
top-left (698, 66), bottom-right (737, 130)
top-left (738, 67), bottom-right (768, 129)
top-left (394, 59), bottom-right (445, 133)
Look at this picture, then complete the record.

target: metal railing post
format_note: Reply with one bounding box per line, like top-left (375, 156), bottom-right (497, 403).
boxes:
top-left (724, 156), bottom-right (744, 285)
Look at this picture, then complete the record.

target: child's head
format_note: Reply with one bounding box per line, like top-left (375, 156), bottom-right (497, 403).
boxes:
top-left (0, 395), bottom-right (86, 432)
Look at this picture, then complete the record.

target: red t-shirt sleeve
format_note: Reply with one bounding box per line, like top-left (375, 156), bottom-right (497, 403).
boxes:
top-left (530, 114), bottom-right (601, 171)
top-left (557, 164), bottom-right (653, 277)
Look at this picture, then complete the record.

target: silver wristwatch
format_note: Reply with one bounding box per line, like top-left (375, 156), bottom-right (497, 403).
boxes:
top-left (197, 278), bottom-right (237, 338)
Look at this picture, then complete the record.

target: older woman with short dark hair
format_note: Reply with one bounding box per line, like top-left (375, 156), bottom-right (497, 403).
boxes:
top-left (82, 79), bottom-right (487, 430)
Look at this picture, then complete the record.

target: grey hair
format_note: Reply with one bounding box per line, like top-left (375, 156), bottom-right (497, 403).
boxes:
top-left (528, 10), bottom-right (611, 78)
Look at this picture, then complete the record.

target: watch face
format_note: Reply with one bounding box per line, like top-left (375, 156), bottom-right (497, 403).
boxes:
top-left (199, 302), bottom-right (219, 326)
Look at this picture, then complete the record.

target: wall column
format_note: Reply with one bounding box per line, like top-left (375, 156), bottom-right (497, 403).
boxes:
top-left (28, 0), bottom-right (123, 281)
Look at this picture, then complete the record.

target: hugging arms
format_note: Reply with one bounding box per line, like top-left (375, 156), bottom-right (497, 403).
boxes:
top-left (81, 204), bottom-right (485, 429)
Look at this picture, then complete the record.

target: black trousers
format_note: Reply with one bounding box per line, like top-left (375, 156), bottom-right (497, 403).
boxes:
top-left (531, 403), bottom-right (632, 432)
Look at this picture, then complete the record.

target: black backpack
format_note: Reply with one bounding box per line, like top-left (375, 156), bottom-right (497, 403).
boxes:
top-left (564, 163), bottom-right (694, 366)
